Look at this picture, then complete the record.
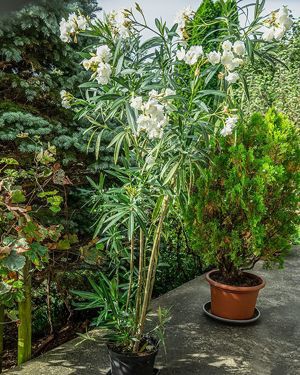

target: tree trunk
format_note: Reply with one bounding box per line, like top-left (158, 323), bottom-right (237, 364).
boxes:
top-left (18, 258), bottom-right (32, 365)
top-left (0, 304), bottom-right (4, 373)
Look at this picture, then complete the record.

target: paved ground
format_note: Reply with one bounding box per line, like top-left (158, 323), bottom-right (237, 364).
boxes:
top-left (5, 248), bottom-right (300, 375)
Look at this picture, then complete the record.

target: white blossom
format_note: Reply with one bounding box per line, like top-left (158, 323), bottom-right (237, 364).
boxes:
top-left (184, 45), bottom-right (203, 66)
top-left (176, 48), bottom-right (186, 61)
top-left (60, 90), bottom-right (72, 109)
top-left (96, 63), bottom-right (112, 84)
top-left (107, 9), bottom-right (132, 39)
top-left (130, 96), bottom-right (143, 110)
top-left (222, 40), bottom-right (233, 51)
top-left (207, 51), bottom-right (221, 65)
top-left (232, 58), bottom-right (243, 68)
top-left (221, 50), bottom-right (234, 70)
top-left (276, 6), bottom-right (293, 30)
top-left (135, 93), bottom-right (169, 139)
top-left (262, 27), bottom-right (275, 42)
top-left (175, 6), bottom-right (195, 40)
top-left (233, 41), bottom-right (246, 56)
top-left (263, 6), bottom-right (293, 42)
top-left (225, 72), bottom-right (239, 84)
top-left (59, 13), bottom-right (89, 43)
top-left (77, 15), bottom-right (89, 31)
top-left (274, 26), bottom-right (286, 41)
top-left (220, 116), bottom-right (238, 136)
top-left (164, 88), bottom-right (176, 97)
top-left (96, 45), bottom-right (112, 63)
top-left (149, 90), bottom-right (160, 99)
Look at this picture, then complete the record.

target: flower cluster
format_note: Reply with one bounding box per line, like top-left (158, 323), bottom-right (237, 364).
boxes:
top-left (220, 116), bottom-right (238, 137)
top-left (107, 9), bottom-right (132, 39)
top-left (176, 45), bottom-right (203, 66)
top-left (82, 45), bottom-right (112, 85)
top-left (207, 40), bottom-right (246, 84)
top-left (60, 90), bottom-right (72, 109)
top-left (174, 6), bottom-right (195, 40)
top-left (263, 6), bottom-right (293, 42)
top-left (59, 13), bottom-right (89, 43)
top-left (130, 89), bottom-right (175, 139)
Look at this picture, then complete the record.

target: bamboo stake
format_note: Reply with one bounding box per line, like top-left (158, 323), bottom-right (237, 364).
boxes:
top-left (134, 196), bottom-right (169, 352)
top-left (135, 229), bottom-right (144, 328)
top-left (0, 304), bottom-right (4, 373)
top-left (17, 258), bottom-right (32, 365)
top-left (126, 236), bottom-right (135, 311)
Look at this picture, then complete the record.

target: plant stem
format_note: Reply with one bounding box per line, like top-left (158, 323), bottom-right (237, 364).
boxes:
top-left (135, 229), bottom-right (144, 326)
top-left (0, 304), bottom-right (4, 374)
top-left (18, 258), bottom-right (32, 365)
top-left (134, 196), bottom-right (169, 352)
top-left (126, 236), bottom-right (135, 311)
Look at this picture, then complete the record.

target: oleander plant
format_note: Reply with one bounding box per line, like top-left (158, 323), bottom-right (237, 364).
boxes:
top-left (58, 0), bottom-right (293, 360)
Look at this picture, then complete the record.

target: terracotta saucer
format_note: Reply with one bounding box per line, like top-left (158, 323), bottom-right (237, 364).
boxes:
top-left (203, 301), bottom-right (261, 324)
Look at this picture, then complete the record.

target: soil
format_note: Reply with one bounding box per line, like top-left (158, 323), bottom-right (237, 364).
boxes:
top-left (210, 271), bottom-right (262, 287)
top-left (108, 337), bottom-right (158, 356)
top-left (2, 318), bottom-right (90, 371)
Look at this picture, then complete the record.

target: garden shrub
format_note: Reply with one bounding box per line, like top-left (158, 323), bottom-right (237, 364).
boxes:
top-left (0, 0), bottom-right (114, 234)
top-left (241, 21), bottom-right (300, 125)
top-left (185, 109), bottom-right (300, 280)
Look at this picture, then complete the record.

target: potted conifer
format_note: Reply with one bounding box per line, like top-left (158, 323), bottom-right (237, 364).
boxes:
top-left (186, 109), bottom-right (299, 320)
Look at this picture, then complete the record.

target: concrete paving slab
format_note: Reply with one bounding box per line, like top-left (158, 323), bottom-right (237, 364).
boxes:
top-left (5, 248), bottom-right (300, 375)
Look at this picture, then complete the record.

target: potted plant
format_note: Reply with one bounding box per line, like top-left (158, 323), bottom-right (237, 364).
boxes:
top-left (58, 1), bottom-right (288, 371)
top-left (186, 109), bottom-right (300, 320)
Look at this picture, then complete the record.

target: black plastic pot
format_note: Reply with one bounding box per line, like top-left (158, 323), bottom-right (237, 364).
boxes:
top-left (108, 345), bottom-right (158, 375)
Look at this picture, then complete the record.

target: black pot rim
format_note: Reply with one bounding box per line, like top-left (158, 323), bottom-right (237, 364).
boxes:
top-left (107, 342), bottom-right (159, 359)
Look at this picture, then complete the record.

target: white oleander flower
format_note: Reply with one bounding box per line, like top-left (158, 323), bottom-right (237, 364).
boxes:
top-left (221, 50), bottom-right (234, 69)
top-left (220, 116), bottom-right (238, 136)
top-left (164, 88), bottom-right (176, 97)
top-left (60, 90), bottom-right (72, 109)
top-left (276, 6), bottom-right (293, 30)
top-left (148, 90), bottom-right (160, 99)
top-left (232, 58), bottom-right (243, 68)
top-left (184, 45), bottom-right (203, 65)
top-left (233, 41), bottom-right (246, 56)
top-left (175, 6), bottom-right (195, 40)
top-left (222, 40), bottom-right (232, 51)
top-left (225, 72), bottom-right (239, 84)
top-left (59, 18), bottom-right (72, 43)
top-left (130, 96), bottom-right (143, 110)
top-left (207, 51), bottom-right (221, 65)
top-left (59, 13), bottom-right (89, 43)
top-left (263, 7), bottom-right (293, 42)
top-left (136, 92), bottom-right (169, 139)
top-left (96, 45), bottom-right (112, 63)
top-left (107, 9), bottom-right (132, 38)
top-left (262, 27), bottom-right (275, 42)
top-left (96, 63), bottom-right (112, 84)
top-left (77, 15), bottom-right (89, 30)
top-left (176, 48), bottom-right (186, 61)
top-left (274, 26), bottom-right (286, 40)
top-left (82, 59), bottom-right (91, 70)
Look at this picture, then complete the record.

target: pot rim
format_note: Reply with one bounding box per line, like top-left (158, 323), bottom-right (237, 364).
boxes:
top-left (107, 342), bottom-right (159, 359)
top-left (206, 269), bottom-right (266, 293)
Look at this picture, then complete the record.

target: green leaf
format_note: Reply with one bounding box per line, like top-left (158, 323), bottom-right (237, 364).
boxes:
top-left (2, 251), bottom-right (26, 271)
top-left (11, 190), bottom-right (26, 203)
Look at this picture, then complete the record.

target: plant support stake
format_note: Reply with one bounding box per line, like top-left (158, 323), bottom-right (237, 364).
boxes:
top-left (18, 259), bottom-right (32, 365)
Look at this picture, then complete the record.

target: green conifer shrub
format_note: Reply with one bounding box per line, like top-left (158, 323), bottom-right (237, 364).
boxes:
top-left (185, 109), bottom-right (300, 281)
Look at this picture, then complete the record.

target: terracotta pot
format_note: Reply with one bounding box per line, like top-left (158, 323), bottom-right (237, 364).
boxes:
top-left (206, 270), bottom-right (265, 320)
